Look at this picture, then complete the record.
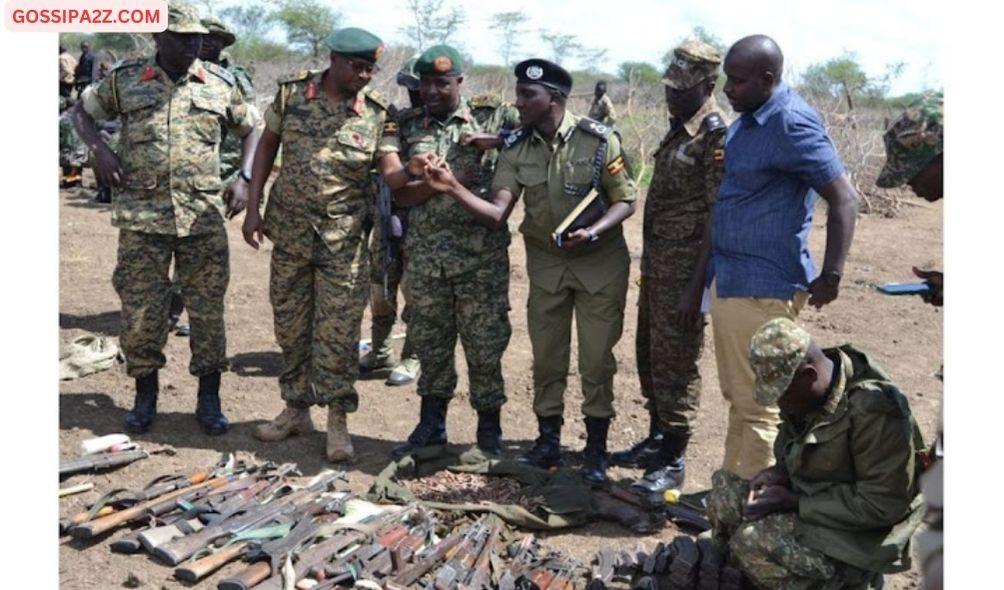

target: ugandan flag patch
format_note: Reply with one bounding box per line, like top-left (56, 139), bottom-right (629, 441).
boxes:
top-left (606, 155), bottom-right (626, 176)
top-left (713, 148), bottom-right (724, 162)
top-left (383, 121), bottom-right (399, 136)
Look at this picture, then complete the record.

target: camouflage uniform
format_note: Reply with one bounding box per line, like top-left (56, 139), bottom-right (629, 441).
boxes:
top-left (708, 319), bottom-right (925, 589)
top-left (81, 56), bottom-right (253, 378)
top-left (397, 94), bottom-right (519, 410)
top-left (217, 53), bottom-right (255, 184)
top-left (637, 93), bottom-right (726, 437)
top-left (59, 108), bottom-right (88, 171)
top-left (262, 69), bottom-right (398, 411)
top-left (588, 93), bottom-right (617, 126)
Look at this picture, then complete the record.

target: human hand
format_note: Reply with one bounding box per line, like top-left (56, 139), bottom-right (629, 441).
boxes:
top-left (460, 132), bottom-right (503, 151)
top-left (93, 146), bottom-right (124, 187)
top-left (807, 275), bottom-right (839, 309)
top-left (407, 153), bottom-right (438, 177)
top-left (225, 178), bottom-right (249, 219)
top-left (674, 284), bottom-right (703, 329)
top-left (749, 466), bottom-right (790, 493)
top-left (559, 229), bottom-right (592, 249)
top-left (242, 208), bottom-right (264, 249)
top-left (743, 484), bottom-right (798, 520)
top-left (423, 161), bottom-right (459, 194)
top-left (912, 266), bottom-right (943, 307)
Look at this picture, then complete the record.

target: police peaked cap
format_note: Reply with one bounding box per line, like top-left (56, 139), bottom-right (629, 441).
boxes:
top-left (514, 58), bottom-right (573, 97)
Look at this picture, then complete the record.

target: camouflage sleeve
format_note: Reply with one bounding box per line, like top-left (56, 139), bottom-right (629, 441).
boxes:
top-left (490, 149), bottom-right (520, 194)
top-left (80, 73), bottom-right (118, 120)
top-left (263, 86), bottom-right (285, 135)
top-left (494, 104), bottom-right (521, 132)
top-left (701, 128), bottom-right (726, 208)
top-left (376, 110), bottom-right (400, 158)
top-left (605, 98), bottom-right (617, 125)
top-left (600, 132), bottom-right (636, 204)
top-left (224, 86), bottom-right (254, 139)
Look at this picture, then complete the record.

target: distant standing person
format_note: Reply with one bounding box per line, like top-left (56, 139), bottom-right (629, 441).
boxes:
top-left (75, 41), bottom-right (98, 94)
top-left (611, 39), bottom-right (728, 496)
top-left (59, 45), bottom-right (77, 98)
top-left (688, 35), bottom-right (860, 480)
top-left (588, 81), bottom-right (617, 126)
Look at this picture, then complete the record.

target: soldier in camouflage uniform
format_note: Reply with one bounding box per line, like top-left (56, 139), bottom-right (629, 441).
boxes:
top-left (243, 27), bottom-right (408, 463)
top-left (358, 56), bottom-right (422, 386)
top-left (707, 318), bottom-right (925, 589)
top-left (72, 1), bottom-right (260, 436)
top-left (877, 92), bottom-right (943, 590)
top-left (59, 98), bottom-right (87, 187)
top-left (587, 81), bottom-right (616, 126)
top-left (387, 45), bottom-right (519, 458)
top-left (611, 40), bottom-right (727, 496)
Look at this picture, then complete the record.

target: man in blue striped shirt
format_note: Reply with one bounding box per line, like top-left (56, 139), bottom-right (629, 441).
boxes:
top-left (682, 35), bottom-right (860, 481)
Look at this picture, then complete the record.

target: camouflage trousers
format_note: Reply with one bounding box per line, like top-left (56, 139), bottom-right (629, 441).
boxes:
top-left (113, 227), bottom-right (230, 378)
top-left (219, 133), bottom-right (243, 186)
top-left (707, 469), bottom-right (873, 590)
top-left (636, 261), bottom-right (705, 436)
top-left (408, 253), bottom-right (511, 411)
top-left (367, 222), bottom-right (414, 359)
top-left (270, 234), bottom-right (368, 412)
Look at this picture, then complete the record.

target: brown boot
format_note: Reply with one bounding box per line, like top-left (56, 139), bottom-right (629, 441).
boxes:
top-left (326, 405), bottom-right (354, 463)
top-left (253, 405), bottom-right (314, 442)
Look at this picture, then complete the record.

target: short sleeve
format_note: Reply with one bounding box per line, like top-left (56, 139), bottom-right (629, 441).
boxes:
top-left (600, 132), bottom-right (636, 204)
top-left (81, 74), bottom-right (118, 120)
top-left (777, 111), bottom-right (844, 190)
top-left (376, 110), bottom-right (400, 157)
top-left (490, 149), bottom-right (520, 194)
top-left (701, 128), bottom-right (727, 208)
top-left (224, 86), bottom-right (254, 139)
top-left (263, 86), bottom-right (284, 135)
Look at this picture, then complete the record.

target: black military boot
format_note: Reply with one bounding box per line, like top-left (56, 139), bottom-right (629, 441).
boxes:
top-left (632, 432), bottom-right (689, 494)
top-left (124, 372), bottom-right (158, 434)
top-left (580, 416), bottom-right (611, 485)
top-left (195, 372), bottom-right (229, 436)
top-left (517, 415), bottom-right (563, 469)
top-left (391, 396), bottom-right (448, 459)
top-left (610, 410), bottom-right (663, 467)
top-left (476, 409), bottom-right (503, 456)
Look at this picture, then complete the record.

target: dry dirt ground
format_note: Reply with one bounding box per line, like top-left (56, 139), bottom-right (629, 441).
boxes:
top-left (59, 180), bottom-right (942, 589)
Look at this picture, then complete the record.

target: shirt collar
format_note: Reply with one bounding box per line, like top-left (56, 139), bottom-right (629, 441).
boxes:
top-left (531, 110), bottom-right (577, 146)
top-left (143, 57), bottom-right (208, 84)
top-left (749, 82), bottom-right (788, 126)
top-left (423, 96), bottom-right (472, 127)
top-left (681, 95), bottom-right (721, 137)
top-left (308, 70), bottom-right (366, 115)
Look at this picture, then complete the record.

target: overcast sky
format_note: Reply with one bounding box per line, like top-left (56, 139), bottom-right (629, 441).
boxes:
top-left (229, 0), bottom-right (942, 96)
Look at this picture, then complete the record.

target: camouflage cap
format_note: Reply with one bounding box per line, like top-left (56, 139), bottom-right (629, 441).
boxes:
top-left (415, 44), bottom-right (465, 77)
top-left (749, 318), bottom-right (812, 406)
top-left (876, 92), bottom-right (943, 188)
top-left (201, 16), bottom-right (236, 47)
top-left (325, 27), bottom-right (385, 63)
top-left (166, 2), bottom-right (209, 35)
top-left (663, 39), bottom-right (722, 89)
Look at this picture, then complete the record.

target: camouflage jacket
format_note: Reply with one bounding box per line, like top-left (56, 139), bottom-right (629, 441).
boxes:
top-left (262, 69), bottom-right (398, 258)
top-left (641, 96), bottom-right (727, 276)
top-left (588, 94), bottom-right (616, 126)
top-left (81, 56), bottom-right (254, 236)
top-left (777, 344), bottom-right (925, 574)
top-left (398, 94), bottom-right (519, 278)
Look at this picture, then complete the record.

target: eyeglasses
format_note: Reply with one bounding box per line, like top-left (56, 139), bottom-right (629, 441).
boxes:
top-left (347, 58), bottom-right (379, 75)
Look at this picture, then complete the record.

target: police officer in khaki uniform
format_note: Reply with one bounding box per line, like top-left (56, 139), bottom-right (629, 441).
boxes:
top-left (612, 40), bottom-right (728, 495)
top-left (243, 27), bottom-right (411, 463)
top-left (72, 1), bottom-right (261, 436)
top-left (421, 59), bottom-right (637, 484)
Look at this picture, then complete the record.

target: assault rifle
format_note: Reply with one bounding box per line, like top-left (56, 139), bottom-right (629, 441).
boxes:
top-left (374, 172), bottom-right (397, 300)
top-left (59, 448), bottom-right (148, 477)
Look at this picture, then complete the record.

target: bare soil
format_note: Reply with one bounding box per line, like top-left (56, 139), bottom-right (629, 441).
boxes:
top-left (59, 180), bottom-right (942, 589)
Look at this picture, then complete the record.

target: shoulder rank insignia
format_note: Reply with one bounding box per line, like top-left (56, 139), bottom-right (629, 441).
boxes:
top-left (383, 120), bottom-right (399, 136)
top-left (204, 61), bottom-right (235, 86)
top-left (279, 69), bottom-right (313, 85)
top-left (469, 94), bottom-right (503, 109)
top-left (365, 88), bottom-right (390, 110)
top-left (713, 148), bottom-right (725, 162)
top-left (501, 128), bottom-right (528, 149)
top-left (577, 117), bottom-right (613, 139)
top-left (606, 155), bottom-right (626, 176)
top-left (702, 112), bottom-right (727, 133)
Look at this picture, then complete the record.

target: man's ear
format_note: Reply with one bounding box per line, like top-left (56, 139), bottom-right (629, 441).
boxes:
top-left (793, 363), bottom-right (818, 390)
top-left (763, 70), bottom-right (776, 88)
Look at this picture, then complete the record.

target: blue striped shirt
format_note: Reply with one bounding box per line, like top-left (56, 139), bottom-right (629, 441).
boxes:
top-left (711, 83), bottom-right (844, 299)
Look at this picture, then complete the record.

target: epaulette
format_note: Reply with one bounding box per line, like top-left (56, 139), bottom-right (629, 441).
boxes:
top-left (203, 61), bottom-right (236, 87)
top-left (364, 88), bottom-right (390, 110)
top-left (278, 69), bottom-right (314, 86)
top-left (701, 112), bottom-right (727, 133)
top-left (468, 94), bottom-right (503, 109)
top-left (577, 117), bottom-right (613, 139)
top-left (395, 105), bottom-right (425, 124)
top-left (501, 127), bottom-right (529, 150)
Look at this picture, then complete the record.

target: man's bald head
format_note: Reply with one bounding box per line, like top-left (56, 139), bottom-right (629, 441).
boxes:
top-left (722, 35), bottom-right (783, 113)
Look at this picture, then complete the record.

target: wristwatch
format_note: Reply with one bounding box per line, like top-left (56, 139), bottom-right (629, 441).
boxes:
top-left (820, 269), bottom-right (842, 286)
top-left (587, 228), bottom-right (600, 243)
top-left (238, 169), bottom-right (252, 183)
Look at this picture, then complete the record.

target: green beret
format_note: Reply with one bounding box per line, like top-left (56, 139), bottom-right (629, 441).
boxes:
top-left (325, 27), bottom-right (384, 63)
top-left (414, 44), bottom-right (465, 76)
top-left (167, 1), bottom-right (208, 34)
top-left (201, 17), bottom-right (236, 47)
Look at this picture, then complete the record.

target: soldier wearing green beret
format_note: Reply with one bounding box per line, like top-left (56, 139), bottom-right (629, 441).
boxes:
top-left (706, 318), bottom-right (925, 589)
top-left (388, 44), bottom-right (520, 458)
top-left (71, 1), bottom-right (262, 436)
top-left (420, 58), bottom-right (637, 484)
top-left (243, 26), bottom-right (415, 463)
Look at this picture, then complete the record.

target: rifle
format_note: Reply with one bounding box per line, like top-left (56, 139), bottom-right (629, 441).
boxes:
top-left (153, 470), bottom-right (344, 566)
top-left (458, 522), bottom-right (501, 590)
top-left (433, 520), bottom-right (489, 590)
top-left (586, 548), bottom-right (617, 590)
top-left (373, 172), bottom-right (397, 300)
top-left (391, 525), bottom-right (468, 587)
top-left (59, 448), bottom-right (148, 477)
top-left (526, 567), bottom-right (556, 590)
top-left (498, 535), bottom-right (538, 590)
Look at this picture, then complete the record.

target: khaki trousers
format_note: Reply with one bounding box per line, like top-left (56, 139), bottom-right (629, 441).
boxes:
top-left (710, 281), bottom-right (807, 479)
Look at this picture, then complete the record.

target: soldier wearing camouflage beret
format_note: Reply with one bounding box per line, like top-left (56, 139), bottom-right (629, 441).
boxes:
top-left (389, 44), bottom-right (520, 459)
top-left (612, 39), bottom-right (729, 496)
top-left (421, 58), bottom-right (637, 484)
top-left (72, 1), bottom-right (262, 436)
top-left (706, 318), bottom-right (926, 589)
top-left (243, 26), bottom-right (415, 463)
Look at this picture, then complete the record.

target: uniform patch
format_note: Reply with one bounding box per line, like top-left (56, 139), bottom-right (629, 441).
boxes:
top-left (348, 131), bottom-right (368, 149)
top-left (141, 66), bottom-right (157, 82)
top-left (713, 148), bottom-right (724, 162)
top-left (375, 44), bottom-right (385, 60)
top-left (304, 82), bottom-right (317, 100)
top-left (607, 155), bottom-right (626, 175)
top-left (433, 56), bottom-right (453, 73)
top-left (383, 121), bottom-right (399, 136)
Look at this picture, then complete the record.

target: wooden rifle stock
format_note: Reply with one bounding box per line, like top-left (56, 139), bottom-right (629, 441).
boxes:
top-left (173, 542), bottom-right (249, 582)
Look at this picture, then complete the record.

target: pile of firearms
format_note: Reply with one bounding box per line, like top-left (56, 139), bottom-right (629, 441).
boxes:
top-left (587, 536), bottom-right (744, 590)
top-left (59, 456), bottom-right (591, 590)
